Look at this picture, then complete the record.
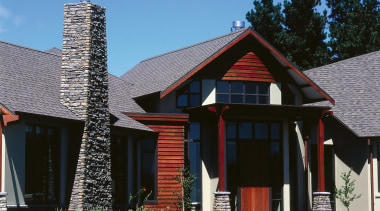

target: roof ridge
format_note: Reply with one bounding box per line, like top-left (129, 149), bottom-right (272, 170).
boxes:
top-left (137, 27), bottom-right (250, 64)
top-left (0, 40), bottom-right (62, 57)
top-left (306, 50), bottom-right (380, 72)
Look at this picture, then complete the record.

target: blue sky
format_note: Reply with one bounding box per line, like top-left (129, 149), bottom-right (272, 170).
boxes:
top-left (0, 0), bottom-right (261, 77)
top-left (0, 0), bottom-right (327, 77)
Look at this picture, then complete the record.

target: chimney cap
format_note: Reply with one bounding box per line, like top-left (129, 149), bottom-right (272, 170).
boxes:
top-left (80, 0), bottom-right (90, 2)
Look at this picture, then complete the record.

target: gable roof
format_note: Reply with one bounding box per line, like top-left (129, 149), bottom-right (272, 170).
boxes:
top-left (121, 27), bottom-right (334, 105)
top-left (305, 50), bottom-right (380, 137)
top-left (0, 41), bottom-right (151, 132)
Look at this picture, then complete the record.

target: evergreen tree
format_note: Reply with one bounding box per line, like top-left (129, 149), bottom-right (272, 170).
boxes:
top-left (246, 0), bottom-right (328, 70)
top-left (246, 0), bottom-right (285, 53)
top-left (327, 0), bottom-right (380, 61)
top-left (282, 0), bottom-right (328, 69)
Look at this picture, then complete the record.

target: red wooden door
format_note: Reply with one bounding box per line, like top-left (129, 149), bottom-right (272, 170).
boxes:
top-left (239, 141), bottom-right (271, 211)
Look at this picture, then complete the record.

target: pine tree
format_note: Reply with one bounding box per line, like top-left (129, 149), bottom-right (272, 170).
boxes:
top-left (246, 0), bottom-right (285, 53)
top-left (282, 0), bottom-right (329, 69)
top-left (327, 0), bottom-right (380, 61)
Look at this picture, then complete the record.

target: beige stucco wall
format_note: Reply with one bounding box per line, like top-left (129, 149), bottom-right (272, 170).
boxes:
top-left (3, 121), bottom-right (26, 207)
top-left (270, 82), bottom-right (281, 105)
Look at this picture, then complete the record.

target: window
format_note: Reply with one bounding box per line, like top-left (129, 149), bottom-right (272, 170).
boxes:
top-left (177, 81), bottom-right (201, 108)
top-left (141, 139), bottom-right (156, 200)
top-left (216, 81), bottom-right (270, 104)
top-left (186, 122), bottom-right (201, 202)
top-left (25, 125), bottom-right (60, 204)
top-left (111, 136), bottom-right (128, 205)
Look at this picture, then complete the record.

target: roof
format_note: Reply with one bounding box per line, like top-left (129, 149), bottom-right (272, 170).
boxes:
top-left (121, 28), bottom-right (334, 105)
top-left (305, 50), bottom-right (380, 137)
top-left (0, 40), bottom-right (151, 132)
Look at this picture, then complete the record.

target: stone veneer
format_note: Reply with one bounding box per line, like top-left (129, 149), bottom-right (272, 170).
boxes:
top-left (213, 192), bottom-right (231, 211)
top-left (61, 2), bottom-right (112, 210)
top-left (312, 192), bottom-right (332, 211)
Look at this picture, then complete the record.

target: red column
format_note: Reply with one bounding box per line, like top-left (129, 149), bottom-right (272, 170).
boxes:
top-left (317, 116), bottom-right (325, 192)
top-left (0, 117), bottom-right (2, 191)
top-left (209, 106), bottom-right (229, 192)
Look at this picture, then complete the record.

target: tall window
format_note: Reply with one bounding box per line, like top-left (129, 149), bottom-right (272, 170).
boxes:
top-left (25, 125), bottom-right (60, 204)
top-left (111, 136), bottom-right (128, 205)
top-left (186, 122), bottom-right (201, 203)
top-left (216, 81), bottom-right (270, 104)
top-left (141, 139), bottom-right (156, 200)
top-left (177, 81), bottom-right (201, 108)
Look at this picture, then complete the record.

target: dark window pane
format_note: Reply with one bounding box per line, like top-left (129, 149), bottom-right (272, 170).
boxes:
top-left (231, 95), bottom-right (243, 103)
top-left (255, 123), bottom-right (269, 139)
top-left (231, 82), bottom-right (243, 93)
top-left (238, 122), bottom-right (252, 139)
top-left (189, 142), bottom-right (201, 202)
top-left (246, 95), bottom-right (257, 104)
top-left (259, 83), bottom-right (270, 94)
top-left (227, 122), bottom-right (237, 139)
top-left (177, 94), bottom-right (188, 107)
top-left (142, 139), bottom-right (156, 200)
top-left (246, 82), bottom-right (258, 94)
top-left (227, 141), bottom-right (237, 163)
top-left (216, 94), bottom-right (229, 103)
top-left (271, 123), bottom-right (280, 139)
top-left (259, 96), bottom-right (268, 104)
top-left (190, 122), bottom-right (200, 141)
top-left (189, 94), bottom-right (200, 107)
top-left (216, 81), bottom-right (229, 93)
top-left (190, 81), bottom-right (200, 93)
top-left (142, 139), bottom-right (156, 151)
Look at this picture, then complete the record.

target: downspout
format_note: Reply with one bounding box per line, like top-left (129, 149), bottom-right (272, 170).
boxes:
top-left (369, 138), bottom-right (374, 211)
top-left (304, 135), bottom-right (309, 211)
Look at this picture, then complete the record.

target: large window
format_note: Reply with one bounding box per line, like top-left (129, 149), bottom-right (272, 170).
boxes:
top-left (111, 136), bottom-right (128, 205)
top-left (186, 122), bottom-right (201, 203)
top-left (216, 81), bottom-right (270, 104)
top-left (25, 125), bottom-right (60, 204)
top-left (177, 81), bottom-right (201, 108)
top-left (141, 139), bottom-right (157, 201)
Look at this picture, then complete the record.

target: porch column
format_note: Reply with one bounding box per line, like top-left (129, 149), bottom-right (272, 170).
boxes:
top-left (209, 106), bottom-right (231, 211)
top-left (312, 110), bottom-right (332, 211)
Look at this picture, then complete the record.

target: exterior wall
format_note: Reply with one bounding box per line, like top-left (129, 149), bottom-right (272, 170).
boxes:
top-left (202, 79), bottom-right (216, 106)
top-left (270, 82), bottom-right (281, 105)
top-left (372, 138), bottom-right (380, 210)
top-left (3, 122), bottom-right (26, 207)
top-left (309, 119), bottom-right (370, 211)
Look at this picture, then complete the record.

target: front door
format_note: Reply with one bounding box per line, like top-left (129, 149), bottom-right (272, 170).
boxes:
top-left (238, 141), bottom-right (271, 211)
top-left (226, 121), bottom-right (282, 211)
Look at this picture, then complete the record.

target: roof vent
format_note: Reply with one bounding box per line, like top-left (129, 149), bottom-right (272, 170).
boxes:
top-left (80, 0), bottom-right (90, 2)
top-left (232, 21), bottom-right (245, 31)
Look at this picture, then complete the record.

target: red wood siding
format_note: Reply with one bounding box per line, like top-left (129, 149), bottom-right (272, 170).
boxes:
top-left (126, 113), bottom-right (188, 210)
top-left (222, 52), bottom-right (275, 82)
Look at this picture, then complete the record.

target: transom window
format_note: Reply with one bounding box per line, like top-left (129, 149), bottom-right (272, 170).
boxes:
top-left (176, 81), bottom-right (201, 108)
top-left (216, 81), bottom-right (270, 104)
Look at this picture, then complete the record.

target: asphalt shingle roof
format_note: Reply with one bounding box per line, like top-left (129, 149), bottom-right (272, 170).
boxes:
top-left (0, 41), bottom-right (150, 131)
top-left (120, 28), bottom-right (249, 98)
top-left (305, 51), bottom-right (380, 137)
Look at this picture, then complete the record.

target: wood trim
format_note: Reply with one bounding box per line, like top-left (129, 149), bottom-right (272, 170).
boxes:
top-left (369, 139), bottom-right (374, 211)
top-left (317, 117), bottom-right (325, 192)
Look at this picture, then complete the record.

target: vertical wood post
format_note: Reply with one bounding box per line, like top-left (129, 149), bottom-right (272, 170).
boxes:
top-left (0, 118), bottom-right (2, 192)
top-left (369, 139), bottom-right (374, 211)
top-left (317, 117), bottom-right (325, 192)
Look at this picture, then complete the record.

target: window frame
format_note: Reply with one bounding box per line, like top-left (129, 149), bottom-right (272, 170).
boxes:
top-left (216, 81), bottom-right (270, 104)
top-left (176, 81), bottom-right (201, 108)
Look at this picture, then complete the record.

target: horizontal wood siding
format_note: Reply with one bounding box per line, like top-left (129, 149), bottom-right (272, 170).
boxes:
top-left (125, 113), bottom-right (188, 210)
top-left (222, 52), bottom-right (275, 82)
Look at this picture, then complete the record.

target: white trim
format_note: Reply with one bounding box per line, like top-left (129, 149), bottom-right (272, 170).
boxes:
top-left (282, 120), bottom-right (290, 211)
top-left (270, 82), bottom-right (281, 105)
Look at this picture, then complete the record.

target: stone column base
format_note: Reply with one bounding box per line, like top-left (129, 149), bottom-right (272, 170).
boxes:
top-left (312, 192), bottom-right (332, 211)
top-left (213, 192), bottom-right (231, 211)
top-left (0, 192), bottom-right (7, 211)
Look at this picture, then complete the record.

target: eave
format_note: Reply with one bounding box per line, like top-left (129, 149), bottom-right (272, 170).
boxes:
top-left (160, 28), bottom-right (335, 106)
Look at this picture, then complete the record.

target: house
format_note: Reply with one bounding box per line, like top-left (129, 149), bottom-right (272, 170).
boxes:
top-left (0, 1), bottom-right (379, 211)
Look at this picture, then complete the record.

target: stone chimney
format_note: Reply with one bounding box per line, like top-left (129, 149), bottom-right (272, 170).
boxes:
top-left (61, 1), bottom-right (112, 210)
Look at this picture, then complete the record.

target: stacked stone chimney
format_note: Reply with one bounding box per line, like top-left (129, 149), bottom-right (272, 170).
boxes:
top-left (61, 2), bottom-right (112, 210)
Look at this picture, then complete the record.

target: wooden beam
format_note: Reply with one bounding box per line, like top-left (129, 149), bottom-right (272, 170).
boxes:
top-left (317, 116), bottom-right (325, 192)
top-left (209, 105), bottom-right (229, 191)
top-left (2, 115), bottom-right (19, 126)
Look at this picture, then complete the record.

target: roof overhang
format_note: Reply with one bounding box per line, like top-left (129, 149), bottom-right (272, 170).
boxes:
top-left (184, 103), bottom-right (331, 121)
top-left (160, 28), bottom-right (335, 105)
